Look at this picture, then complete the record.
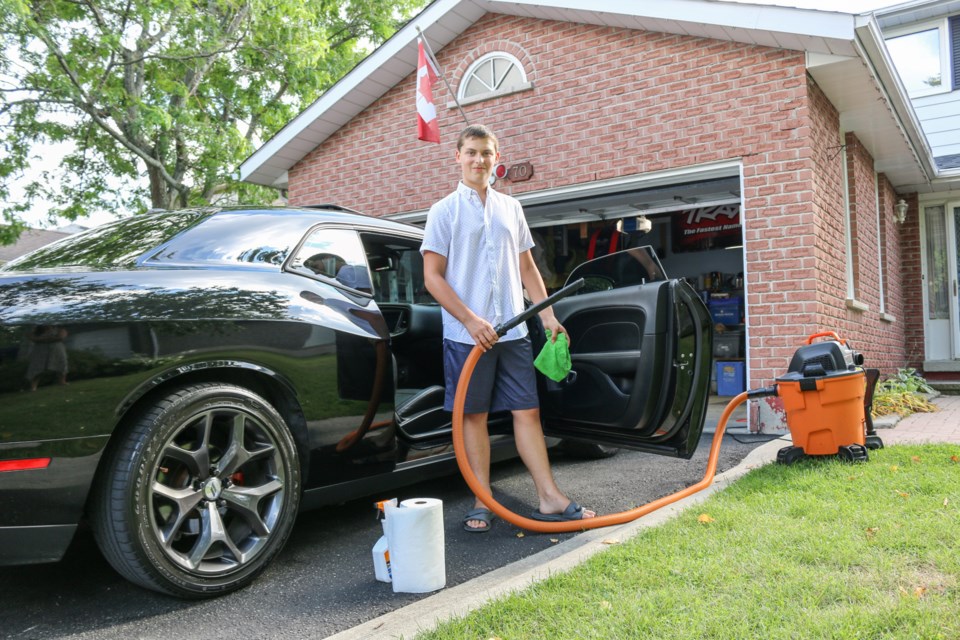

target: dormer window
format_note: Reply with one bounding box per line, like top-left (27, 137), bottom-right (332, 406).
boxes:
top-left (457, 52), bottom-right (531, 104)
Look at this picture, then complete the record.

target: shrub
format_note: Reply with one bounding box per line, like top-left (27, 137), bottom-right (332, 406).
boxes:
top-left (872, 368), bottom-right (937, 417)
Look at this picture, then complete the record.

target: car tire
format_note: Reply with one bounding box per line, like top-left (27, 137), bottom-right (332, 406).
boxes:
top-left (91, 383), bottom-right (301, 598)
top-left (560, 440), bottom-right (620, 459)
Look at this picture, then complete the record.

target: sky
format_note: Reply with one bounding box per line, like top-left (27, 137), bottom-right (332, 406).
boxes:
top-left (5, 0), bottom-right (909, 231)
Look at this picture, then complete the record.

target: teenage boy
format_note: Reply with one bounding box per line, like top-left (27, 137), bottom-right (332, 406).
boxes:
top-left (421, 124), bottom-right (596, 532)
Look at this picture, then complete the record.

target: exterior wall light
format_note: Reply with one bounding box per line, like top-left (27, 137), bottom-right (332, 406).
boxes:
top-left (894, 199), bottom-right (908, 225)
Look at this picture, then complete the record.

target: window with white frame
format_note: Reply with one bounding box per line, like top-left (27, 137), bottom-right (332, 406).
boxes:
top-left (924, 204), bottom-right (950, 320)
top-left (458, 52), bottom-right (528, 102)
top-left (885, 19), bottom-right (951, 97)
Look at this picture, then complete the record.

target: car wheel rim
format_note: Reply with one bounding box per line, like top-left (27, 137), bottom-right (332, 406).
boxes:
top-left (148, 406), bottom-right (286, 576)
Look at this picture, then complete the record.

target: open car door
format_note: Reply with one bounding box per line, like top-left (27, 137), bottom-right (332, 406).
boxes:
top-left (537, 247), bottom-right (713, 459)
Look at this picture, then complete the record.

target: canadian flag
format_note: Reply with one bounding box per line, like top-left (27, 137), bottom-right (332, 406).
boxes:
top-left (416, 37), bottom-right (441, 144)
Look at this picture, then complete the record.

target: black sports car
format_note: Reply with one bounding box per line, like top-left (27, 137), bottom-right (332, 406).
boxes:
top-left (0, 206), bottom-right (712, 597)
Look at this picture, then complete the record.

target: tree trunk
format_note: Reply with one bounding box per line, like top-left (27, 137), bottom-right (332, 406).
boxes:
top-left (148, 165), bottom-right (170, 209)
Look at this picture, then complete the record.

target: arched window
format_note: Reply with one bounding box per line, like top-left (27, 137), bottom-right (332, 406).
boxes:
top-left (458, 52), bottom-right (529, 102)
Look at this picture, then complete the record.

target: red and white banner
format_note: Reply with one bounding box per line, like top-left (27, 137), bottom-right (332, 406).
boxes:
top-left (671, 204), bottom-right (742, 252)
top-left (416, 37), bottom-right (440, 144)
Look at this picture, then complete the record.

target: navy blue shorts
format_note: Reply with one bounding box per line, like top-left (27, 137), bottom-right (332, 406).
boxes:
top-left (443, 337), bottom-right (539, 414)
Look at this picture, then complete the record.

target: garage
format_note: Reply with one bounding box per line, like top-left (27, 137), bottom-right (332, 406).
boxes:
top-left (395, 165), bottom-right (748, 396)
top-left (524, 174), bottom-right (746, 397)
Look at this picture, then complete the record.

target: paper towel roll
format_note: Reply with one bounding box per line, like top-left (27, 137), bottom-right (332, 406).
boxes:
top-left (384, 498), bottom-right (445, 593)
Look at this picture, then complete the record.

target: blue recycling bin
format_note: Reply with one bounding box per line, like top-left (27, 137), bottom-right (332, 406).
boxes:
top-left (716, 360), bottom-right (745, 396)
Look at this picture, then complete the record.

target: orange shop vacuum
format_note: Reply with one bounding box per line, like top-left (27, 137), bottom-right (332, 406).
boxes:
top-left (763, 331), bottom-right (884, 465)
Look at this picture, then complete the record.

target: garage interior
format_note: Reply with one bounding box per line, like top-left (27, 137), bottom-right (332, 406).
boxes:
top-left (519, 174), bottom-right (746, 398)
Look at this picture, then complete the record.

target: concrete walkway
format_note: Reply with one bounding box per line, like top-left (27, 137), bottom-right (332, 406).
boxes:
top-left (326, 396), bottom-right (959, 640)
top-left (878, 394), bottom-right (960, 445)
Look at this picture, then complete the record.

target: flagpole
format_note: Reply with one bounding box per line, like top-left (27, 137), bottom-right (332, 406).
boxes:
top-left (416, 26), bottom-right (470, 126)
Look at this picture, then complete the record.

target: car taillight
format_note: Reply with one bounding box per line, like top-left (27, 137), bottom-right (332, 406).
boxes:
top-left (0, 458), bottom-right (52, 472)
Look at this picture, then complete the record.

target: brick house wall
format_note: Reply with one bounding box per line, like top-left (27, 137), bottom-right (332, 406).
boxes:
top-left (287, 12), bottom-right (910, 385)
top-left (808, 83), bottom-right (846, 363)
top-left (899, 194), bottom-right (926, 370)
top-left (877, 174), bottom-right (912, 368)
top-left (836, 131), bottom-right (909, 372)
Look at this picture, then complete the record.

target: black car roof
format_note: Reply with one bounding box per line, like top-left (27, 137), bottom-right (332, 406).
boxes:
top-left (204, 205), bottom-right (424, 235)
top-left (139, 206), bottom-right (426, 270)
top-left (2, 205), bottom-right (424, 273)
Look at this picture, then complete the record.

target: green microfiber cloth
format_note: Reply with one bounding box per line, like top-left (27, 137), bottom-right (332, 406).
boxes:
top-left (534, 329), bottom-right (571, 382)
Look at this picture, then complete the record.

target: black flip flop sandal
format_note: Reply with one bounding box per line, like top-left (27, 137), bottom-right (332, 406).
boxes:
top-left (462, 507), bottom-right (495, 533)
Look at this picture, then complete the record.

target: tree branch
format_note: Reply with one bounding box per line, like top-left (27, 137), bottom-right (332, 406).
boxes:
top-left (0, 97), bottom-right (76, 117)
top-left (245, 80), bottom-right (288, 143)
top-left (78, 0), bottom-right (108, 30)
top-left (182, 4), bottom-right (252, 98)
top-left (81, 106), bottom-right (182, 189)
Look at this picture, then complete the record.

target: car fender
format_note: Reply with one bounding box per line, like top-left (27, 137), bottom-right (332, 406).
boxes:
top-left (111, 357), bottom-right (312, 479)
top-left (115, 358), bottom-right (300, 418)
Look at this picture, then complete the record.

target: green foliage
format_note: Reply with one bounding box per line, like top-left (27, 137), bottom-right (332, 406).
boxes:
top-left (877, 368), bottom-right (935, 395)
top-left (0, 0), bottom-right (426, 237)
top-left (873, 368), bottom-right (938, 418)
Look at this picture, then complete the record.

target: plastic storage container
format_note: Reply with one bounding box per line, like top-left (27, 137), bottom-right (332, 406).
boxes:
top-left (709, 298), bottom-right (742, 324)
top-left (713, 330), bottom-right (744, 358)
top-left (716, 360), bottom-right (745, 396)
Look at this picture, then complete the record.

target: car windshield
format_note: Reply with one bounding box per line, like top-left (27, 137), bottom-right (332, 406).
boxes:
top-left (143, 211), bottom-right (308, 267)
top-left (2, 210), bottom-right (208, 271)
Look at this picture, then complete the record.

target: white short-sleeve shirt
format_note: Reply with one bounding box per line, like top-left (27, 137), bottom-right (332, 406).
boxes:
top-left (421, 182), bottom-right (535, 344)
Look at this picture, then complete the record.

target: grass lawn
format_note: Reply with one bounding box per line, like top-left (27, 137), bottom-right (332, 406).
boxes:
top-left (418, 444), bottom-right (960, 639)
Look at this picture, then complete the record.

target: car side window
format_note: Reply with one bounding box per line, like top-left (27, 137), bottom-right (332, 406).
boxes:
top-left (360, 234), bottom-right (435, 305)
top-left (566, 246), bottom-right (667, 292)
top-left (289, 228), bottom-right (372, 293)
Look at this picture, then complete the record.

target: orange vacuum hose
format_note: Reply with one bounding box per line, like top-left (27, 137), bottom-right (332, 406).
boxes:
top-left (452, 343), bottom-right (749, 533)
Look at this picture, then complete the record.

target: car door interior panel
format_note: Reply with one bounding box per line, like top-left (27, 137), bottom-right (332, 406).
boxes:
top-left (536, 248), bottom-right (712, 458)
top-left (380, 303), bottom-right (443, 389)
